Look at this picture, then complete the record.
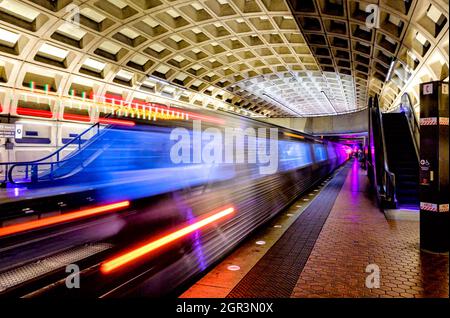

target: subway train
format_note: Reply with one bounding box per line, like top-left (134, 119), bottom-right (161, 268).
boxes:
top-left (0, 105), bottom-right (349, 297)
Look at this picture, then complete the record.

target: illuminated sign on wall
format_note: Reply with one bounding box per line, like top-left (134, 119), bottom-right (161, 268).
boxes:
top-left (0, 123), bottom-right (22, 139)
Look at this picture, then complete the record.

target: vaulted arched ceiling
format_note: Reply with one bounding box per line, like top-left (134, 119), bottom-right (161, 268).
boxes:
top-left (0, 0), bottom-right (448, 118)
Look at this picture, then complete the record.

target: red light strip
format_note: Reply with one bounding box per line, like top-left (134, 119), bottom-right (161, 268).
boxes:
top-left (16, 107), bottom-right (53, 118)
top-left (98, 117), bottom-right (135, 126)
top-left (100, 206), bottom-right (235, 274)
top-left (284, 132), bottom-right (305, 140)
top-left (63, 113), bottom-right (91, 122)
top-left (17, 96), bottom-right (224, 125)
top-left (184, 112), bottom-right (225, 125)
top-left (0, 201), bottom-right (130, 238)
top-left (63, 113), bottom-right (135, 126)
top-left (16, 107), bottom-right (135, 126)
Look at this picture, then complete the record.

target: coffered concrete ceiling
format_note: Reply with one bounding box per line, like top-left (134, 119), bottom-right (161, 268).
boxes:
top-left (0, 0), bottom-right (448, 118)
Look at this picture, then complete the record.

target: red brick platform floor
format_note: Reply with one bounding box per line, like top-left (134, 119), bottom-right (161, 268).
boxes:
top-left (291, 159), bottom-right (449, 298)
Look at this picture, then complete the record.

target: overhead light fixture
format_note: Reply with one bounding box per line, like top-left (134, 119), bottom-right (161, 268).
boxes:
top-left (0, 27), bottom-right (20, 47)
top-left (320, 91), bottom-right (338, 114)
top-left (115, 69), bottom-right (134, 82)
top-left (80, 7), bottom-right (106, 23)
top-left (38, 43), bottom-right (69, 61)
top-left (119, 28), bottom-right (140, 40)
top-left (56, 23), bottom-right (86, 41)
top-left (0, 0), bottom-right (40, 23)
top-left (385, 58), bottom-right (396, 82)
top-left (83, 58), bottom-right (106, 72)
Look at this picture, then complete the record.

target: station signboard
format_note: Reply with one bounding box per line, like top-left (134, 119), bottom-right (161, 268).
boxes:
top-left (0, 123), bottom-right (23, 139)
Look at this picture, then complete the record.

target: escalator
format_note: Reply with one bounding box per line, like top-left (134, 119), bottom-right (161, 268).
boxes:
top-left (2, 121), bottom-right (109, 186)
top-left (36, 125), bottom-right (120, 184)
top-left (382, 113), bottom-right (419, 208)
top-left (367, 94), bottom-right (420, 210)
top-left (32, 124), bottom-right (174, 186)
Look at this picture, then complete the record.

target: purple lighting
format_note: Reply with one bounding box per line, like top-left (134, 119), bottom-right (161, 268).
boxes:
top-left (351, 158), bottom-right (359, 193)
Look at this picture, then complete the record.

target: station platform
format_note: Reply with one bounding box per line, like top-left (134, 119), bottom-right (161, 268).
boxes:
top-left (181, 159), bottom-right (449, 298)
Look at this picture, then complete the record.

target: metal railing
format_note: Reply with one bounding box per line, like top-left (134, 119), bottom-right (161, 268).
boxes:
top-left (400, 93), bottom-right (420, 162)
top-left (1, 121), bottom-right (107, 185)
top-left (368, 95), bottom-right (397, 208)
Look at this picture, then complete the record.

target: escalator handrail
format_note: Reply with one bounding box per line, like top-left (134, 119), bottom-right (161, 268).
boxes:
top-left (400, 93), bottom-right (420, 163)
top-left (3, 115), bottom-right (113, 184)
top-left (7, 141), bottom-right (108, 184)
top-left (374, 96), bottom-right (397, 205)
top-left (2, 123), bottom-right (100, 167)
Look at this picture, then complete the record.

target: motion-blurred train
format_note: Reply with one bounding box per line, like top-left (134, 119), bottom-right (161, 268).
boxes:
top-left (0, 106), bottom-right (349, 297)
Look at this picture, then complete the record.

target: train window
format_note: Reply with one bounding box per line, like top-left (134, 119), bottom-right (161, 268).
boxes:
top-left (279, 140), bottom-right (313, 171)
top-left (313, 143), bottom-right (328, 162)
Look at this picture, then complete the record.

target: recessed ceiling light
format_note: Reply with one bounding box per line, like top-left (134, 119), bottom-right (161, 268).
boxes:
top-left (98, 41), bottom-right (122, 54)
top-left (120, 28), bottom-right (140, 40)
top-left (83, 58), bottom-right (106, 72)
top-left (170, 34), bottom-right (183, 43)
top-left (141, 80), bottom-right (155, 88)
top-left (427, 4), bottom-right (442, 24)
top-left (172, 55), bottom-right (185, 63)
top-left (149, 43), bottom-right (165, 53)
top-left (191, 80), bottom-right (203, 87)
top-left (0, 0), bottom-right (40, 23)
top-left (191, 3), bottom-right (203, 10)
top-left (167, 9), bottom-right (180, 18)
top-left (162, 86), bottom-right (175, 94)
top-left (116, 70), bottom-right (134, 81)
top-left (142, 17), bottom-right (159, 28)
top-left (0, 27), bottom-right (20, 47)
top-left (38, 43), bottom-right (69, 61)
top-left (108, 0), bottom-right (127, 9)
top-left (80, 7), bottom-right (106, 23)
top-left (175, 73), bottom-right (188, 81)
top-left (407, 51), bottom-right (418, 61)
top-left (131, 54), bottom-right (149, 65)
top-left (415, 32), bottom-right (428, 46)
top-left (56, 23), bottom-right (87, 41)
top-left (155, 65), bottom-right (170, 74)
top-left (388, 14), bottom-right (401, 27)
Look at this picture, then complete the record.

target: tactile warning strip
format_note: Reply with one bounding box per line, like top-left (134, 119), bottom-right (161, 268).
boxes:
top-left (226, 164), bottom-right (351, 298)
top-left (0, 243), bottom-right (112, 292)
